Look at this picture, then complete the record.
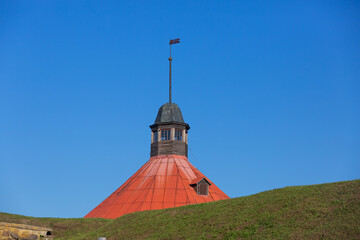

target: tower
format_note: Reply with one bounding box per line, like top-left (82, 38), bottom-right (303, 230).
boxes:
top-left (84, 40), bottom-right (229, 219)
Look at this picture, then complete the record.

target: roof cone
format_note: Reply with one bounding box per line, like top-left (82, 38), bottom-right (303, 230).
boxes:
top-left (85, 154), bottom-right (229, 219)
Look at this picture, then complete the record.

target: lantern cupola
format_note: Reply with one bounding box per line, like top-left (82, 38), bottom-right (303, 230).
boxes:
top-left (150, 103), bottom-right (190, 157)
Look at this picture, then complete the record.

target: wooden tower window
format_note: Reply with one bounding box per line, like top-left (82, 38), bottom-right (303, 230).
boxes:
top-left (153, 131), bottom-right (158, 142)
top-left (175, 129), bottom-right (182, 141)
top-left (161, 129), bottom-right (171, 141)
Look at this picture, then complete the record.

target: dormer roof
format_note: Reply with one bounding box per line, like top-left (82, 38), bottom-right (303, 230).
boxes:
top-left (189, 177), bottom-right (212, 186)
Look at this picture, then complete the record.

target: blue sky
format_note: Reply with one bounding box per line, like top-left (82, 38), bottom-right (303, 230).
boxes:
top-left (0, 1), bottom-right (359, 218)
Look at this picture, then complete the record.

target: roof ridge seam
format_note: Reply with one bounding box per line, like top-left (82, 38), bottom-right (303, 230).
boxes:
top-left (161, 158), bottom-right (170, 209)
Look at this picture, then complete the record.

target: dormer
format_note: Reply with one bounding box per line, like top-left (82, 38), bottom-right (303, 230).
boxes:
top-left (190, 177), bottom-right (211, 196)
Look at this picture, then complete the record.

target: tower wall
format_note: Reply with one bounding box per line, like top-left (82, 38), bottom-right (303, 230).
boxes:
top-left (150, 123), bottom-right (189, 157)
top-left (151, 141), bottom-right (188, 157)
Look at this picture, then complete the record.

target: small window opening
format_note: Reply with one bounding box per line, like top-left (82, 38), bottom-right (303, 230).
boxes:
top-left (197, 181), bottom-right (209, 195)
top-left (190, 178), bottom-right (210, 196)
top-left (153, 131), bottom-right (158, 142)
top-left (161, 129), bottom-right (170, 141)
top-left (175, 129), bottom-right (183, 141)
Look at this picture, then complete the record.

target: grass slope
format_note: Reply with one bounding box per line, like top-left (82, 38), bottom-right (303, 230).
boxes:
top-left (1, 180), bottom-right (359, 239)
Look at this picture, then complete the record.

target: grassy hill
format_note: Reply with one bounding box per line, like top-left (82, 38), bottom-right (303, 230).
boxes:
top-left (1, 180), bottom-right (359, 239)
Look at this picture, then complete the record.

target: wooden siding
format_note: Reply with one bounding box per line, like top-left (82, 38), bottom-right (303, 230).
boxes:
top-left (150, 140), bottom-right (188, 157)
top-left (197, 179), bottom-right (209, 195)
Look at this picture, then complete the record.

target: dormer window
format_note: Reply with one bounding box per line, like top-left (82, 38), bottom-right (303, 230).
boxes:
top-left (190, 177), bottom-right (211, 196)
top-left (161, 129), bottom-right (170, 141)
top-left (175, 129), bottom-right (182, 141)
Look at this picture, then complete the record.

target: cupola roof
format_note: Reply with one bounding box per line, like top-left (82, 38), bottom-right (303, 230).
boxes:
top-left (154, 103), bottom-right (184, 124)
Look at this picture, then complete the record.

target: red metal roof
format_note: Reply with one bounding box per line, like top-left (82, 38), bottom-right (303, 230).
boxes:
top-left (84, 154), bottom-right (229, 219)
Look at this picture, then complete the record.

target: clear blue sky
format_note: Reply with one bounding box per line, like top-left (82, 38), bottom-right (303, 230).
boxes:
top-left (1, 1), bottom-right (359, 218)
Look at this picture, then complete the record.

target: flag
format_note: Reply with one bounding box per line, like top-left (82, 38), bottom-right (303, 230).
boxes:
top-left (169, 38), bottom-right (180, 45)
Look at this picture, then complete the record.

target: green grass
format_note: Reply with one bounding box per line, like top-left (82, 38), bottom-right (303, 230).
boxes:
top-left (1, 180), bottom-right (359, 239)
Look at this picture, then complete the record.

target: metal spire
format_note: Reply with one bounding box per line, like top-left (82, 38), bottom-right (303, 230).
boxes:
top-left (169, 44), bottom-right (172, 103)
top-left (169, 38), bottom-right (180, 103)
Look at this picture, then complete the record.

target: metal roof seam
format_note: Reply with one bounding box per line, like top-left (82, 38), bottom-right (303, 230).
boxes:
top-left (174, 168), bottom-right (180, 207)
top-left (161, 157), bottom-right (170, 209)
top-left (149, 175), bottom-right (156, 210)
top-left (129, 178), bottom-right (150, 208)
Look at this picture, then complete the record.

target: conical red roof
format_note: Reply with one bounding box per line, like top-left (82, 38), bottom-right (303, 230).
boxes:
top-left (85, 154), bottom-right (229, 219)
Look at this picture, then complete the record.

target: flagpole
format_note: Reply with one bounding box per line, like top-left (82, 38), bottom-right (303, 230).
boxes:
top-left (168, 38), bottom-right (180, 104)
top-left (169, 43), bottom-right (172, 103)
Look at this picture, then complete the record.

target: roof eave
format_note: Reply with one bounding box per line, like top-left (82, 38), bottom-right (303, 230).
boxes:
top-left (150, 121), bottom-right (190, 130)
